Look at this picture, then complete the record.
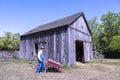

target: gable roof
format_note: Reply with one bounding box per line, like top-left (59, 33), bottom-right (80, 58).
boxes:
top-left (21, 12), bottom-right (91, 36)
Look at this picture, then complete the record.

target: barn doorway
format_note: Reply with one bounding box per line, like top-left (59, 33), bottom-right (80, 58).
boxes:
top-left (76, 40), bottom-right (84, 62)
top-left (34, 42), bottom-right (46, 55)
top-left (35, 43), bottom-right (39, 55)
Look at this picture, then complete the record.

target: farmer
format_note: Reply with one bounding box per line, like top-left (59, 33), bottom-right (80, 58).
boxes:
top-left (36, 46), bottom-right (45, 73)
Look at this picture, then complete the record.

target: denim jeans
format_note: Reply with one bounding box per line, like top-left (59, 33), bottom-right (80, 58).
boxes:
top-left (36, 60), bottom-right (45, 73)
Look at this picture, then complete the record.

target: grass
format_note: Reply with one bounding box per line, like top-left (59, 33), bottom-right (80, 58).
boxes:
top-left (101, 59), bottom-right (120, 65)
top-left (63, 62), bottom-right (80, 68)
top-left (87, 59), bottom-right (104, 63)
top-left (13, 58), bottom-right (36, 64)
top-left (87, 59), bottom-right (120, 65)
top-left (86, 59), bottom-right (120, 72)
top-left (0, 59), bottom-right (120, 80)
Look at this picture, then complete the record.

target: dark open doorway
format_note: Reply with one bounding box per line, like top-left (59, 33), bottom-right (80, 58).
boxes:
top-left (34, 41), bottom-right (46, 55)
top-left (35, 43), bottom-right (39, 55)
top-left (76, 40), bottom-right (84, 62)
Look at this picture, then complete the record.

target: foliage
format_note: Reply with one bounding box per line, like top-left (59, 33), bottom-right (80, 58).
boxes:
top-left (0, 32), bottom-right (20, 51)
top-left (108, 35), bottom-right (120, 52)
top-left (88, 17), bottom-right (103, 52)
top-left (99, 11), bottom-right (120, 54)
top-left (88, 11), bottom-right (120, 58)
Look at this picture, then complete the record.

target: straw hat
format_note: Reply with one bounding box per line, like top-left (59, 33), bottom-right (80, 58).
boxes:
top-left (40, 46), bottom-right (45, 49)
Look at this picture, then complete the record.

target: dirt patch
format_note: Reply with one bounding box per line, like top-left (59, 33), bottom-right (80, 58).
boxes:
top-left (0, 59), bottom-right (120, 80)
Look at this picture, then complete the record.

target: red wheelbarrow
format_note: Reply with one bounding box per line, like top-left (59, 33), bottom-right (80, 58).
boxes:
top-left (45, 59), bottom-right (63, 72)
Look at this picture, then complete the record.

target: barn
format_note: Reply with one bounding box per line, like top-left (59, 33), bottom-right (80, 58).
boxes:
top-left (20, 12), bottom-right (93, 66)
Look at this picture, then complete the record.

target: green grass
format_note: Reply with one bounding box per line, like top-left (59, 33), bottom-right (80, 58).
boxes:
top-left (101, 59), bottom-right (120, 65)
top-left (63, 64), bottom-right (79, 71)
top-left (87, 59), bottom-right (120, 65)
top-left (13, 58), bottom-right (35, 64)
top-left (87, 59), bottom-right (103, 63)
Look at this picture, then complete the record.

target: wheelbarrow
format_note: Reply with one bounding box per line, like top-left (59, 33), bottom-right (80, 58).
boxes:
top-left (45, 59), bottom-right (63, 72)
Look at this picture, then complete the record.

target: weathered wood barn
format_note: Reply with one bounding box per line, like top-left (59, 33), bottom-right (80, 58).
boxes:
top-left (20, 12), bottom-right (93, 65)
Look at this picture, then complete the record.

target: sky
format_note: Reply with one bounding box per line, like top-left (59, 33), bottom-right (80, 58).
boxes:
top-left (0, 0), bottom-right (120, 36)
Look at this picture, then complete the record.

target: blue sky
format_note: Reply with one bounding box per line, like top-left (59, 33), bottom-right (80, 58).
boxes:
top-left (0, 0), bottom-right (120, 36)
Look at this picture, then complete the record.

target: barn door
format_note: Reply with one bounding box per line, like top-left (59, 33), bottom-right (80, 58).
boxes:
top-left (76, 40), bottom-right (84, 62)
top-left (35, 43), bottom-right (39, 55)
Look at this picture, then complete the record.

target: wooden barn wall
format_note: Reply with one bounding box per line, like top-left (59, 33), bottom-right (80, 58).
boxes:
top-left (20, 27), bottom-right (68, 64)
top-left (20, 15), bottom-right (92, 65)
top-left (68, 16), bottom-right (92, 65)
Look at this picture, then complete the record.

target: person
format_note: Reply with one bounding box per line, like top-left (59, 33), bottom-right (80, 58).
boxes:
top-left (36, 46), bottom-right (45, 73)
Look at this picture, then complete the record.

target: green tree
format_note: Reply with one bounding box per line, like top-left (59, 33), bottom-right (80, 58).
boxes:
top-left (0, 37), bottom-right (4, 50)
top-left (88, 17), bottom-right (102, 52)
top-left (3, 32), bottom-right (13, 50)
top-left (12, 33), bottom-right (20, 50)
top-left (99, 11), bottom-right (120, 54)
top-left (0, 32), bottom-right (20, 50)
top-left (108, 35), bottom-right (120, 52)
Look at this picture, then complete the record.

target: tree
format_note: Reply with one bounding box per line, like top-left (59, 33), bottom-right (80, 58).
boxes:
top-left (0, 32), bottom-right (20, 50)
top-left (12, 33), bottom-right (20, 50)
top-left (3, 32), bottom-right (13, 50)
top-left (108, 35), bottom-right (120, 52)
top-left (88, 11), bottom-right (120, 58)
top-left (0, 37), bottom-right (4, 50)
top-left (99, 11), bottom-right (120, 54)
top-left (88, 17), bottom-right (102, 52)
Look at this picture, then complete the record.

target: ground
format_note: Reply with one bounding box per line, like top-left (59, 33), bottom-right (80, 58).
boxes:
top-left (0, 59), bottom-right (120, 80)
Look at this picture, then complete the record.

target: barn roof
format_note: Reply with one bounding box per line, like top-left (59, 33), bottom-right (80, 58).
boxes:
top-left (22, 12), bottom-right (91, 36)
